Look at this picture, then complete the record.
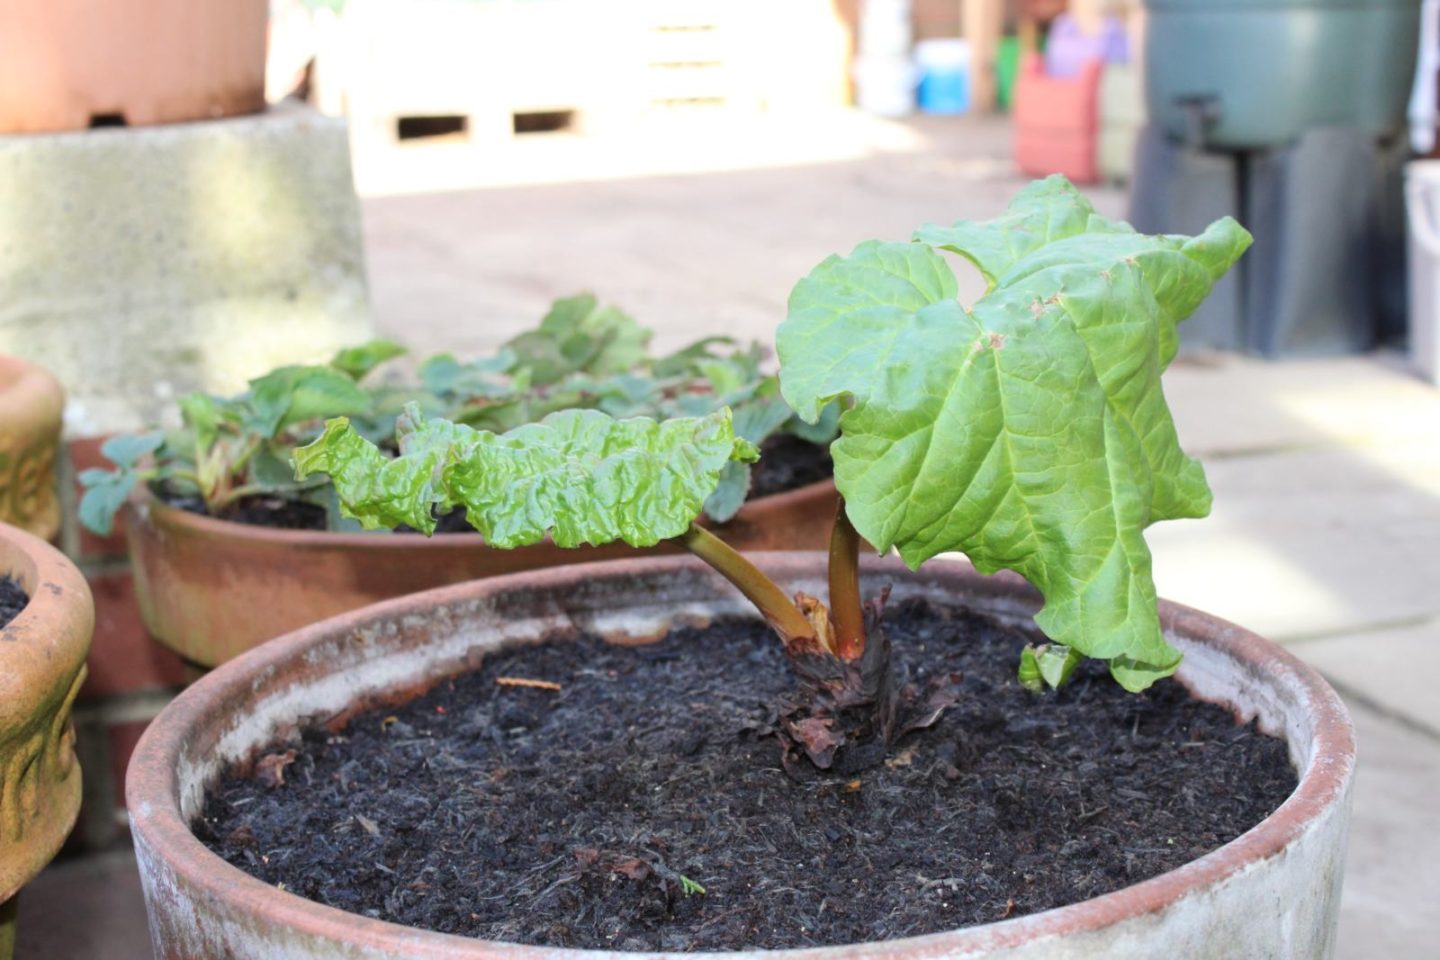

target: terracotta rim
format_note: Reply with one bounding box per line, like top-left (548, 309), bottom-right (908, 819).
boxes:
top-left (129, 553), bottom-right (1355, 958)
top-left (0, 521), bottom-right (91, 647)
top-left (135, 478), bottom-right (838, 549)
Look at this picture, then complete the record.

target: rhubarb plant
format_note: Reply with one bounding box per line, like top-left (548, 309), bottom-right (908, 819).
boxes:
top-left (296, 177), bottom-right (1251, 773)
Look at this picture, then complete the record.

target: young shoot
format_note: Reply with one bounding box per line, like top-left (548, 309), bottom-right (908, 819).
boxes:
top-left (295, 177), bottom-right (1252, 773)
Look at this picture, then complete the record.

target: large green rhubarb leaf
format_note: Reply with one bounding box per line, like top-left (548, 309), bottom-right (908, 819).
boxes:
top-left (293, 404), bottom-right (757, 547)
top-left (777, 176), bottom-right (1251, 691)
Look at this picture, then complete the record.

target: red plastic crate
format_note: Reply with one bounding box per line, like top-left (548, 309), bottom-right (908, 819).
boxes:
top-left (1013, 52), bottom-right (1102, 184)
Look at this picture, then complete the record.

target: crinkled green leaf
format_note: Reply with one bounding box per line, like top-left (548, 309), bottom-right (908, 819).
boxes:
top-left (778, 176), bottom-right (1251, 691)
top-left (505, 294), bottom-right (651, 386)
top-left (100, 432), bottom-right (165, 469)
top-left (294, 405), bottom-right (758, 545)
top-left (330, 339), bottom-right (408, 380)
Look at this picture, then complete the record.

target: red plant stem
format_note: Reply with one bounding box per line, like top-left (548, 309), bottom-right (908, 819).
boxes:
top-left (678, 523), bottom-right (814, 643)
top-left (827, 498), bottom-right (866, 660)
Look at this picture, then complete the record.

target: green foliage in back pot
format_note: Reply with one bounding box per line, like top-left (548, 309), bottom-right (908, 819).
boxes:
top-left (295, 176), bottom-right (1252, 773)
top-left (77, 296), bottom-right (834, 536)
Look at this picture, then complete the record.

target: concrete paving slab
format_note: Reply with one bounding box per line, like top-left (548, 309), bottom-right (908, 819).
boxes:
top-left (1148, 442), bottom-right (1440, 642)
top-left (1293, 620), bottom-right (1440, 736)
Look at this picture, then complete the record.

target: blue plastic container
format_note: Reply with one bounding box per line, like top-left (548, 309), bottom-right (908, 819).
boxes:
top-left (915, 39), bottom-right (971, 115)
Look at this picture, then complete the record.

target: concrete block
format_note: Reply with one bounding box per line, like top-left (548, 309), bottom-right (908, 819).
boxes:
top-left (0, 101), bottom-right (372, 434)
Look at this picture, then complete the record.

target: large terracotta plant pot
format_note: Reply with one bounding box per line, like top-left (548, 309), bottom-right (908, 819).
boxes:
top-left (0, 523), bottom-right (94, 960)
top-left (124, 479), bottom-right (840, 668)
top-left (130, 554), bottom-right (1355, 959)
top-left (0, 0), bottom-right (268, 133)
top-left (0, 356), bottom-right (64, 541)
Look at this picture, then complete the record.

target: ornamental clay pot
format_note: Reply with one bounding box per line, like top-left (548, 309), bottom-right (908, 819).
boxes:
top-left (0, 523), bottom-right (94, 960)
top-left (0, 356), bottom-right (64, 542)
top-left (124, 478), bottom-right (840, 669)
top-left (130, 553), bottom-right (1355, 959)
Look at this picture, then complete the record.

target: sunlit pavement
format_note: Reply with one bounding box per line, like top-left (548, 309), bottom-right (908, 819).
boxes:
top-left (22, 114), bottom-right (1438, 958)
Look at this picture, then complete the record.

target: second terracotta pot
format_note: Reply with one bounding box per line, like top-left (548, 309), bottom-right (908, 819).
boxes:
top-left (125, 479), bottom-right (840, 668)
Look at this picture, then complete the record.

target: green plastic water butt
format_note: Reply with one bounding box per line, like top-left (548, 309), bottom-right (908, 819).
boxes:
top-left (995, 36), bottom-right (1021, 112)
top-left (1143, 0), bottom-right (1421, 149)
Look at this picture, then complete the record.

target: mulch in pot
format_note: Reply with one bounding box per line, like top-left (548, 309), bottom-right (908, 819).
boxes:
top-left (0, 574), bottom-right (27, 628)
top-left (199, 597), bottom-right (1296, 952)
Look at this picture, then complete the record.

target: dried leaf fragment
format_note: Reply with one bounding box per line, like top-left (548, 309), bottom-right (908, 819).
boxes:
top-left (255, 750), bottom-right (297, 789)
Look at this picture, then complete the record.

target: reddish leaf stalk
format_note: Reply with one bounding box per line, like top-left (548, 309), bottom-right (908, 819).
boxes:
top-left (678, 523), bottom-right (815, 644)
top-left (827, 498), bottom-right (866, 661)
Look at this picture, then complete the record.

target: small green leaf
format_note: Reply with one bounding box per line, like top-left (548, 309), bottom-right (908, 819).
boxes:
top-left (247, 365), bottom-right (374, 435)
top-left (679, 875), bottom-right (706, 896)
top-left (330, 339), bottom-right (408, 380)
top-left (505, 294), bottom-right (651, 386)
top-left (1018, 643), bottom-right (1085, 692)
top-left (99, 432), bottom-right (164, 469)
top-left (295, 405), bottom-right (758, 544)
top-left (78, 470), bottom-right (141, 536)
top-left (178, 395), bottom-right (221, 452)
top-left (703, 460), bottom-right (751, 523)
top-left (418, 350), bottom-right (517, 398)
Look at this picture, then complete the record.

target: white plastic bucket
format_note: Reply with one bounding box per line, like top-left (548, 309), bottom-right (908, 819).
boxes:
top-left (1406, 160), bottom-right (1440, 384)
top-left (857, 0), bottom-right (913, 59)
top-left (853, 57), bottom-right (918, 117)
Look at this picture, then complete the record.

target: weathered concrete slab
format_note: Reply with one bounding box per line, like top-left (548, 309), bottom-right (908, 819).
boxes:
top-left (1294, 621), bottom-right (1440, 735)
top-left (0, 102), bottom-right (372, 434)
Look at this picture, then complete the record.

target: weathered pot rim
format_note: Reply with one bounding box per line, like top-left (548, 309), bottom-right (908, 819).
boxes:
top-left (128, 553), bottom-right (1356, 959)
top-left (130, 476), bottom-right (838, 550)
top-left (0, 520), bottom-right (92, 673)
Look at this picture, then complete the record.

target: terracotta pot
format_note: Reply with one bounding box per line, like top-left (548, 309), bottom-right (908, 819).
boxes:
top-left (0, 522), bottom-right (94, 959)
top-left (0, 0), bottom-right (268, 134)
top-left (0, 357), bottom-right (64, 542)
top-left (125, 479), bottom-right (840, 668)
top-left (130, 553), bottom-right (1355, 959)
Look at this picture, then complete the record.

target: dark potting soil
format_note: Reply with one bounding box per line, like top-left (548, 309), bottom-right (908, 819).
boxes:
top-left (0, 575), bottom-right (27, 629)
top-left (746, 433), bottom-right (833, 501)
top-left (163, 435), bottom-right (832, 534)
top-left (199, 598), bottom-right (1296, 951)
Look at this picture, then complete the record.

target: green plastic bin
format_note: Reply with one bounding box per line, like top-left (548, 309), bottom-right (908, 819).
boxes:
top-left (1143, 0), bottom-right (1422, 149)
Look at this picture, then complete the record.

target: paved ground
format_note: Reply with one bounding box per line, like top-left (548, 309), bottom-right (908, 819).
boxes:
top-left (17, 114), bottom-right (1440, 957)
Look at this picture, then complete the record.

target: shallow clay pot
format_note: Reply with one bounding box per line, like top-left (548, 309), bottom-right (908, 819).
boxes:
top-left (124, 479), bottom-right (839, 669)
top-left (0, 357), bottom-right (64, 541)
top-left (0, 522), bottom-right (95, 959)
top-left (130, 554), bottom-right (1355, 959)
top-left (0, 0), bottom-right (268, 133)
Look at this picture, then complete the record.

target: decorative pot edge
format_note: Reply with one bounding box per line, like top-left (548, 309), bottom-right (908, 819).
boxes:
top-left (127, 552), bottom-right (1355, 960)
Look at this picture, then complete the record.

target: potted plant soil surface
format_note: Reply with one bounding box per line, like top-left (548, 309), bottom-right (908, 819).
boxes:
top-left (80, 301), bottom-right (840, 668)
top-left (0, 522), bottom-right (94, 960)
top-left (127, 179), bottom-right (1354, 956)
